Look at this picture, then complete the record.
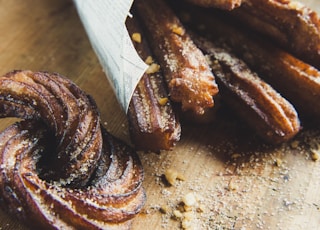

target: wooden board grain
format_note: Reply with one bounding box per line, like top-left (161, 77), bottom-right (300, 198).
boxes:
top-left (0, 0), bottom-right (319, 229)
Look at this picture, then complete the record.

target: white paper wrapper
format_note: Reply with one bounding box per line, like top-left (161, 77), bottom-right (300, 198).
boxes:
top-left (73, 0), bottom-right (148, 112)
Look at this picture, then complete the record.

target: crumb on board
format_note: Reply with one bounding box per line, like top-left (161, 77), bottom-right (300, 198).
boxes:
top-left (275, 158), bottom-right (282, 167)
top-left (164, 169), bottom-right (185, 186)
top-left (310, 149), bottom-right (319, 161)
top-left (137, 129), bottom-right (320, 229)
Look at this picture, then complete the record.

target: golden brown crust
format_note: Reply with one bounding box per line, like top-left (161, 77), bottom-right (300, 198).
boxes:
top-left (0, 70), bottom-right (145, 229)
top-left (175, 2), bottom-right (320, 123)
top-left (230, 0), bottom-right (320, 69)
top-left (194, 37), bottom-right (301, 143)
top-left (133, 0), bottom-right (219, 115)
top-left (230, 35), bottom-right (320, 123)
top-left (0, 70), bottom-right (102, 186)
top-left (126, 15), bottom-right (181, 151)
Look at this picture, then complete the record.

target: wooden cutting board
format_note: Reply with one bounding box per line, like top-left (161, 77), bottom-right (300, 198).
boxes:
top-left (0, 0), bottom-right (319, 229)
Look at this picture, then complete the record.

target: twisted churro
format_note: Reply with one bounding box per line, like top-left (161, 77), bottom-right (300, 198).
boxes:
top-left (0, 70), bottom-right (145, 229)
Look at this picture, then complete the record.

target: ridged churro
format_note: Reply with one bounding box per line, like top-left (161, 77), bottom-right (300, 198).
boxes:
top-left (0, 70), bottom-right (145, 229)
top-left (194, 36), bottom-right (301, 143)
top-left (133, 0), bottom-right (219, 116)
top-left (126, 15), bottom-right (181, 151)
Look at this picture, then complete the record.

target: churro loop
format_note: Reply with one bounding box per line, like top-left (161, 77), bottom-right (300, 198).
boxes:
top-left (0, 70), bottom-right (145, 229)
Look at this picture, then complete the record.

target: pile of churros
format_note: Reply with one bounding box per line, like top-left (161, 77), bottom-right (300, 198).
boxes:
top-left (0, 1), bottom-right (319, 229)
top-left (126, 0), bottom-right (320, 151)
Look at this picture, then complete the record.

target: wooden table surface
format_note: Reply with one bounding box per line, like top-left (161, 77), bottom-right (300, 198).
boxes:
top-left (0, 0), bottom-right (319, 229)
